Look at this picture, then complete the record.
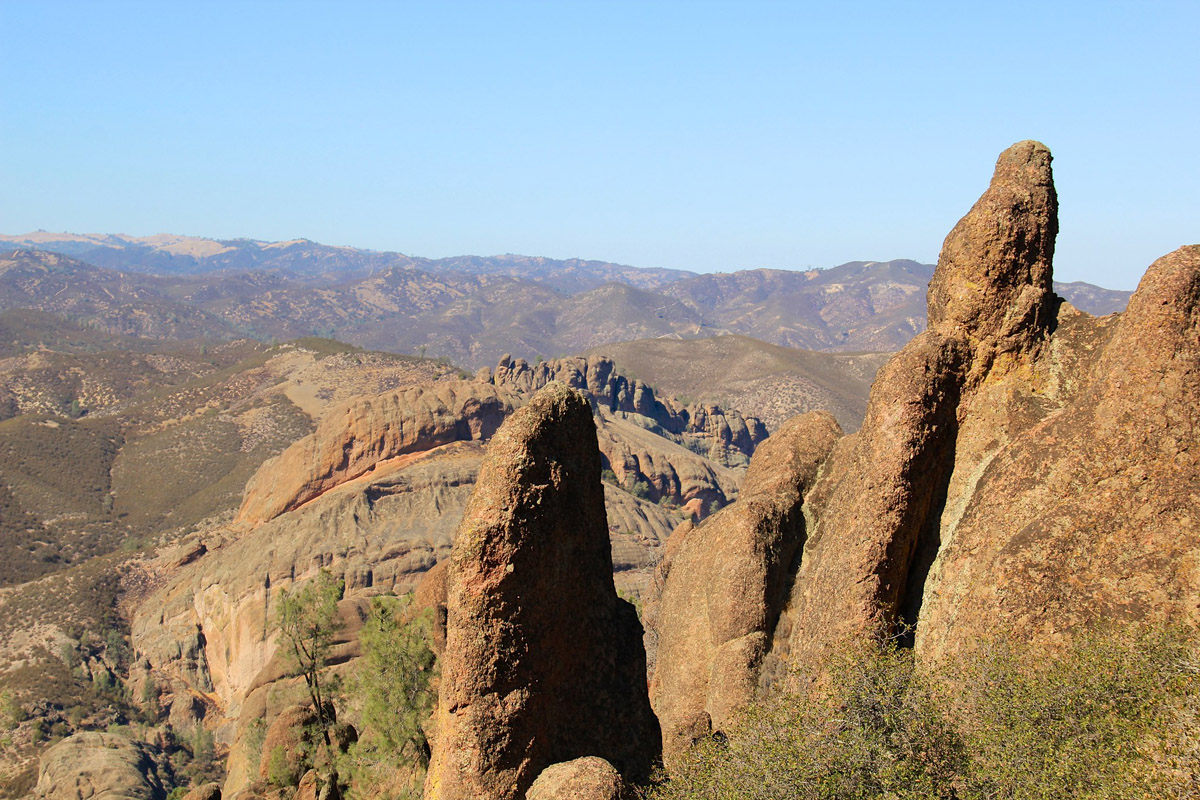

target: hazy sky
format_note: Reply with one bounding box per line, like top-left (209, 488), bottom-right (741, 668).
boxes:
top-left (2, 1), bottom-right (1196, 290)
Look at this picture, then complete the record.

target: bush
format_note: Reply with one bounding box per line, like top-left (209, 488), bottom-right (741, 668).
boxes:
top-left (343, 593), bottom-right (438, 798)
top-left (649, 625), bottom-right (1198, 800)
top-left (267, 743), bottom-right (303, 788)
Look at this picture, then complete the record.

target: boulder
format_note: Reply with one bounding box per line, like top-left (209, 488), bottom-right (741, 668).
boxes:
top-left (425, 382), bottom-right (660, 800)
top-left (525, 757), bottom-right (623, 800)
top-left (181, 784), bottom-right (222, 800)
top-left (34, 731), bottom-right (166, 800)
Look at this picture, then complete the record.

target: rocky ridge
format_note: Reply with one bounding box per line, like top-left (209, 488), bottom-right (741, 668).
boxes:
top-left (646, 140), bottom-right (1200, 765)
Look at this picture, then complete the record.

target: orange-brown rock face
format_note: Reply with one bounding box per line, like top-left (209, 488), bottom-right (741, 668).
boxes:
top-left (425, 382), bottom-right (660, 800)
top-left (915, 245), bottom-right (1200, 659)
top-left (766, 142), bottom-right (1058, 677)
top-left (649, 411), bottom-right (841, 766)
top-left (928, 139), bottom-right (1058, 372)
top-left (236, 381), bottom-right (515, 524)
top-left (757, 140), bottom-right (1200, 686)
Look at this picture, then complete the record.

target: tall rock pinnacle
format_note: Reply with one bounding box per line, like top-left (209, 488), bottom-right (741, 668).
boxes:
top-left (425, 382), bottom-right (660, 800)
top-left (928, 140), bottom-right (1059, 375)
top-left (761, 140), bottom-right (1064, 677)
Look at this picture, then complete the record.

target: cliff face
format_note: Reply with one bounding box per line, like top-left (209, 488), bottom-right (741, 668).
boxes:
top-left (236, 381), bottom-right (516, 525)
top-left (426, 383), bottom-right (659, 799)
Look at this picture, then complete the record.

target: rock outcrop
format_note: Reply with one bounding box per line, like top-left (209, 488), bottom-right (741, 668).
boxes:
top-left (649, 411), bottom-right (841, 765)
top-left (525, 757), bottom-right (624, 800)
top-left (237, 381), bottom-right (515, 524)
top-left (915, 243), bottom-right (1200, 659)
top-left (181, 784), bottom-right (221, 800)
top-left (753, 141), bottom-right (1059, 679)
top-left (488, 354), bottom-right (769, 466)
top-left (34, 732), bottom-right (167, 800)
top-left (744, 141), bottom-right (1200, 692)
top-left (425, 383), bottom-right (660, 799)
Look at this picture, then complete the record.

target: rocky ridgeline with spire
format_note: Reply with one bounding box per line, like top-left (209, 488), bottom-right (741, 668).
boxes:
top-left (18, 141), bottom-right (1196, 800)
top-left (646, 140), bottom-right (1200, 764)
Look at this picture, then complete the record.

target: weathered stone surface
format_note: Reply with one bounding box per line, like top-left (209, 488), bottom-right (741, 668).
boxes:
top-left (425, 383), bottom-right (660, 800)
top-left (650, 411), bottom-right (841, 765)
top-left (524, 757), bottom-right (623, 800)
top-left (34, 732), bottom-right (166, 800)
top-left (181, 783), bottom-right (222, 800)
top-left (237, 381), bottom-right (516, 524)
top-left (916, 244), bottom-right (1200, 659)
top-left (749, 142), bottom-right (1200, 695)
top-left (752, 142), bottom-right (1057, 682)
top-left (927, 139), bottom-right (1058, 379)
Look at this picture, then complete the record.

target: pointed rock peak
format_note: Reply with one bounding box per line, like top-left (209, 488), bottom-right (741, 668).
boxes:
top-left (427, 380), bottom-right (659, 800)
top-left (928, 139), bottom-right (1058, 357)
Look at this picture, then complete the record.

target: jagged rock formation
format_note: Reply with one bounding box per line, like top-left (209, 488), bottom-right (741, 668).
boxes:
top-left (649, 411), bottom-right (841, 766)
top-left (525, 757), bottom-right (624, 800)
top-left (486, 354), bottom-right (768, 466)
top-left (237, 381), bottom-right (515, 524)
top-left (753, 141), bottom-right (1200, 688)
top-left (425, 383), bottom-right (659, 799)
top-left (758, 141), bottom-right (1058, 678)
top-left (134, 363), bottom-right (743, 797)
top-left (915, 243), bottom-right (1200, 659)
top-left (34, 732), bottom-right (167, 800)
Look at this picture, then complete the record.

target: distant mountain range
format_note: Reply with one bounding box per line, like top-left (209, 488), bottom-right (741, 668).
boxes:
top-left (0, 232), bottom-right (1133, 368)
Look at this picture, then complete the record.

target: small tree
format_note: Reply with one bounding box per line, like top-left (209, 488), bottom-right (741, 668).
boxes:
top-left (352, 593), bottom-right (437, 766)
top-left (276, 569), bottom-right (344, 762)
top-left (343, 593), bottom-right (438, 799)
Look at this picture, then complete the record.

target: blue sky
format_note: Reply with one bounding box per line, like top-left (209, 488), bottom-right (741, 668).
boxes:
top-left (1, 1), bottom-right (1196, 290)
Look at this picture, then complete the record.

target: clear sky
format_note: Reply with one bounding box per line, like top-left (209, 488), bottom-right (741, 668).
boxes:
top-left (1, 1), bottom-right (1196, 290)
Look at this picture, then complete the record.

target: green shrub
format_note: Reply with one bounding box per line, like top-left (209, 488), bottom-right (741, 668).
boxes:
top-left (343, 593), bottom-right (438, 798)
top-left (267, 743), bottom-right (302, 788)
top-left (649, 625), bottom-right (1198, 800)
top-left (627, 478), bottom-right (652, 500)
